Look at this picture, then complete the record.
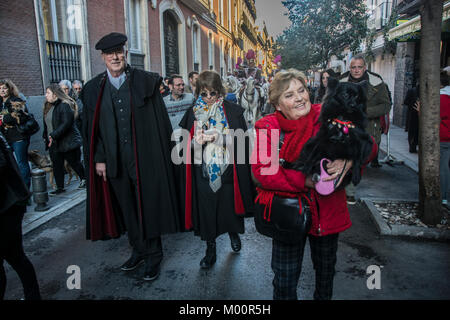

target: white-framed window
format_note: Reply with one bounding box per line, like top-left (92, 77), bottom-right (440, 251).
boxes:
top-left (42, 0), bottom-right (82, 44)
top-left (192, 23), bottom-right (201, 72)
top-left (208, 31), bottom-right (214, 70)
top-left (127, 0), bottom-right (141, 52)
top-left (219, 0), bottom-right (224, 25)
top-left (228, 0), bottom-right (231, 31)
top-left (220, 38), bottom-right (224, 77)
top-left (234, 1), bottom-right (238, 32)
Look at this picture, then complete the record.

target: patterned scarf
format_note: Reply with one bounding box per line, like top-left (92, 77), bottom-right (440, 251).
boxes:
top-left (193, 96), bottom-right (230, 192)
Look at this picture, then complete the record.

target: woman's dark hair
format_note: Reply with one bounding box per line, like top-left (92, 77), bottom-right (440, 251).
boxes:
top-left (194, 70), bottom-right (226, 98)
top-left (43, 84), bottom-right (78, 118)
top-left (315, 69), bottom-right (338, 103)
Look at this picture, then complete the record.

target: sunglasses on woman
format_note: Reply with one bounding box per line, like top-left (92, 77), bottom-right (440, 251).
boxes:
top-left (200, 91), bottom-right (217, 98)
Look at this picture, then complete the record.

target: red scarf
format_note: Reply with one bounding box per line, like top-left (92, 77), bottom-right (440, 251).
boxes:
top-left (275, 110), bottom-right (314, 163)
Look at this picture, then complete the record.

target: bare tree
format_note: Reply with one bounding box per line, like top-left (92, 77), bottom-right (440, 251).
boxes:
top-left (418, 0), bottom-right (443, 224)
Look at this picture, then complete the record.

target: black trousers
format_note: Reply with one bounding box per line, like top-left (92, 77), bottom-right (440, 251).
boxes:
top-left (271, 233), bottom-right (339, 300)
top-left (108, 144), bottom-right (162, 268)
top-left (49, 146), bottom-right (85, 189)
top-left (0, 205), bottom-right (41, 300)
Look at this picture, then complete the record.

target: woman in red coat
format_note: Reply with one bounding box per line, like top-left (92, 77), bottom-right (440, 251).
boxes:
top-left (251, 69), bottom-right (376, 300)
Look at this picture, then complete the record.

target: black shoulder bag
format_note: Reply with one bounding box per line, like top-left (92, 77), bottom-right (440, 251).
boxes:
top-left (254, 130), bottom-right (312, 244)
top-left (17, 113), bottom-right (40, 136)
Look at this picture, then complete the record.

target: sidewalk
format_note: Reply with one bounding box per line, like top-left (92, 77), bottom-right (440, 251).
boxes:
top-left (23, 178), bottom-right (86, 235)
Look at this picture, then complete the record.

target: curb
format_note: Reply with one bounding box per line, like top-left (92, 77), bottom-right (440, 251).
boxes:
top-left (23, 191), bottom-right (86, 235)
top-left (362, 198), bottom-right (450, 241)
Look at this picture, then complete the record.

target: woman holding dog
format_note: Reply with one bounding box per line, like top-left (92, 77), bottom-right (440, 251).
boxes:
top-left (0, 79), bottom-right (32, 189)
top-left (43, 84), bottom-right (85, 195)
top-left (179, 70), bottom-right (255, 269)
top-left (251, 69), bottom-right (376, 300)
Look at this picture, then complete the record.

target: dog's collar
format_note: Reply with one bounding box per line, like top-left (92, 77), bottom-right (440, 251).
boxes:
top-left (328, 118), bottom-right (355, 135)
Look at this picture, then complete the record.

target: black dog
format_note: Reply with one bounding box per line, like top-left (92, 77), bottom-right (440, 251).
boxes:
top-left (286, 78), bottom-right (373, 188)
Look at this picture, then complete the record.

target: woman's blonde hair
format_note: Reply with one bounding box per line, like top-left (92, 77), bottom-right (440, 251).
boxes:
top-left (269, 69), bottom-right (309, 106)
top-left (44, 84), bottom-right (78, 118)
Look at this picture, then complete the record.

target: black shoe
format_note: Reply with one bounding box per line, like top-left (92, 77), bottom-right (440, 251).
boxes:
top-left (143, 264), bottom-right (160, 281)
top-left (120, 254), bottom-right (145, 271)
top-left (49, 189), bottom-right (65, 196)
top-left (229, 232), bottom-right (241, 252)
top-left (370, 161), bottom-right (382, 168)
top-left (200, 240), bottom-right (216, 269)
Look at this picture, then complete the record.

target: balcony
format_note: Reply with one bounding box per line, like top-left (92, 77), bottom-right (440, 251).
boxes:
top-left (179, 0), bottom-right (209, 15)
top-left (46, 40), bottom-right (81, 84)
top-left (367, 1), bottom-right (392, 30)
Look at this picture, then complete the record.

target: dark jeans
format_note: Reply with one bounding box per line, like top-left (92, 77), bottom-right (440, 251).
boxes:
top-left (271, 233), bottom-right (339, 300)
top-left (0, 205), bottom-right (41, 300)
top-left (49, 147), bottom-right (85, 190)
top-left (10, 139), bottom-right (31, 188)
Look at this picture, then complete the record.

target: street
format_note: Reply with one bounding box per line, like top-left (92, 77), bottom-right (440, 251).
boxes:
top-left (3, 162), bottom-right (450, 300)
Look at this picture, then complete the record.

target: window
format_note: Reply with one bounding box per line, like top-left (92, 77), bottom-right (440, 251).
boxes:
top-left (228, 0), bottom-right (231, 30)
top-left (208, 32), bottom-right (214, 70)
top-left (219, 0), bottom-right (224, 25)
top-left (220, 39), bottom-right (224, 77)
top-left (41, 0), bottom-right (83, 83)
top-left (42, 0), bottom-right (82, 44)
top-left (235, 1), bottom-right (238, 32)
top-left (128, 0), bottom-right (141, 52)
top-left (192, 24), bottom-right (201, 72)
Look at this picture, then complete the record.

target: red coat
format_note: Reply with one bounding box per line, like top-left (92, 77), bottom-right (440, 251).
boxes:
top-left (440, 93), bottom-right (450, 142)
top-left (251, 104), bottom-right (377, 237)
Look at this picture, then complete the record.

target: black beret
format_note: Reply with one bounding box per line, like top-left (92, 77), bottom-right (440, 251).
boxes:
top-left (95, 32), bottom-right (127, 52)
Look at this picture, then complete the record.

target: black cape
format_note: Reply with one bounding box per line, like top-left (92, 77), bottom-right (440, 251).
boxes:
top-left (178, 100), bottom-right (255, 231)
top-left (80, 66), bottom-right (182, 240)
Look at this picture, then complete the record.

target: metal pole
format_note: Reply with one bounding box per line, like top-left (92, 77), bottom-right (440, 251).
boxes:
top-left (380, 130), bottom-right (404, 166)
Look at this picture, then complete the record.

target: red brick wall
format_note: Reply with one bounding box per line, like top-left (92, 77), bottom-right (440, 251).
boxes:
top-left (86, 0), bottom-right (126, 78)
top-left (149, 1), bottom-right (162, 74)
top-left (0, 0), bottom-right (43, 96)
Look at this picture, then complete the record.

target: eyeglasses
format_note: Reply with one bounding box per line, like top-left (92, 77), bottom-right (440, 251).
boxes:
top-left (200, 91), bottom-right (217, 98)
top-left (104, 50), bottom-right (125, 58)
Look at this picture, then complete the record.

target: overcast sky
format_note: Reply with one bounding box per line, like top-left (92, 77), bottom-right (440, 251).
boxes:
top-left (255, 0), bottom-right (291, 39)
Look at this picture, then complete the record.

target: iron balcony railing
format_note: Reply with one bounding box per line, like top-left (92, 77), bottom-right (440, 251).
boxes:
top-left (46, 40), bottom-right (82, 84)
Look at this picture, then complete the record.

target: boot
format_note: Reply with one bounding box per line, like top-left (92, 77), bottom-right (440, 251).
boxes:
top-left (229, 232), bottom-right (241, 252)
top-left (200, 240), bottom-right (216, 269)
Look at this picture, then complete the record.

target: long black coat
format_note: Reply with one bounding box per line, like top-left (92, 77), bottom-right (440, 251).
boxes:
top-left (179, 100), bottom-right (256, 230)
top-left (80, 66), bottom-right (182, 240)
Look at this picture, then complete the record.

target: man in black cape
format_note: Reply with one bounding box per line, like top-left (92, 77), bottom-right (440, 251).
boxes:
top-left (80, 32), bottom-right (182, 281)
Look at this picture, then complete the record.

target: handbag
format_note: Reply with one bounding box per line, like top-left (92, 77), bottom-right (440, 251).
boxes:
top-left (254, 130), bottom-right (312, 244)
top-left (17, 113), bottom-right (40, 136)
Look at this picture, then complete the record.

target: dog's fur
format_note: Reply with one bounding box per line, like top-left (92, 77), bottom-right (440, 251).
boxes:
top-left (1, 100), bottom-right (26, 129)
top-left (286, 78), bottom-right (373, 188)
top-left (28, 150), bottom-right (79, 189)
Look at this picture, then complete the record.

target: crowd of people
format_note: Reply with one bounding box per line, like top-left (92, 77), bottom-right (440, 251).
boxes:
top-left (1, 31), bottom-right (449, 301)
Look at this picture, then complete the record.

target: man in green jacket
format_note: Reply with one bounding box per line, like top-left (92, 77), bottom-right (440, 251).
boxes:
top-left (340, 54), bottom-right (391, 203)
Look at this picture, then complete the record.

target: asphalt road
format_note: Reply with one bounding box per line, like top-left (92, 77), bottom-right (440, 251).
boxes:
top-left (3, 164), bottom-right (450, 300)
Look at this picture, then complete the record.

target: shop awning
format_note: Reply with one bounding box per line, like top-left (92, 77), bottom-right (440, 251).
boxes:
top-left (388, 2), bottom-right (450, 42)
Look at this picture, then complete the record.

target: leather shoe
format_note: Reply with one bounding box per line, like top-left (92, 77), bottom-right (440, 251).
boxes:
top-left (120, 254), bottom-right (145, 271)
top-left (143, 264), bottom-right (160, 281)
top-left (200, 240), bottom-right (216, 269)
top-left (229, 232), bottom-right (241, 252)
top-left (370, 161), bottom-right (382, 168)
